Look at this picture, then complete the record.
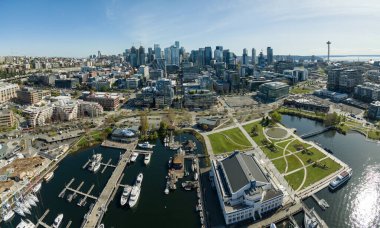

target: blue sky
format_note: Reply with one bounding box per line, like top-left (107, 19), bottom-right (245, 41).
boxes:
top-left (1, 0), bottom-right (380, 57)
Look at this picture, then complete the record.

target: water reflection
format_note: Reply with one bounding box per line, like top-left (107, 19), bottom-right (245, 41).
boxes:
top-left (349, 164), bottom-right (380, 227)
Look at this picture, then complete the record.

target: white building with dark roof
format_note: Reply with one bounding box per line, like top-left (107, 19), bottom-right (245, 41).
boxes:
top-left (210, 152), bottom-right (283, 225)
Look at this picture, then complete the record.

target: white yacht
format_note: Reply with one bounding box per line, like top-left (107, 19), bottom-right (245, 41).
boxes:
top-left (16, 202), bottom-right (30, 215)
top-left (14, 206), bottom-right (25, 217)
top-left (52, 214), bottom-right (63, 228)
top-left (44, 172), bottom-right (54, 182)
top-left (128, 173), bottom-right (143, 208)
top-left (304, 208), bottom-right (319, 228)
top-left (120, 185), bottom-right (132, 206)
top-left (144, 153), bottom-right (151, 165)
top-left (92, 161), bottom-right (101, 173)
top-left (130, 152), bottom-right (139, 162)
top-left (138, 141), bottom-right (154, 149)
top-left (88, 154), bottom-right (102, 172)
top-left (26, 196), bottom-right (36, 207)
top-left (33, 183), bottom-right (42, 193)
top-left (329, 169), bottom-right (353, 191)
top-left (16, 219), bottom-right (35, 228)
top-left (2, 209), bottom-right (15, 222)
top-left (29, 194), bottom-right (39, 203)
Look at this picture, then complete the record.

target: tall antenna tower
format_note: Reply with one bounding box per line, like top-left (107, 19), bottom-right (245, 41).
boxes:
top-left (326, 41), bottom-right (331, 62)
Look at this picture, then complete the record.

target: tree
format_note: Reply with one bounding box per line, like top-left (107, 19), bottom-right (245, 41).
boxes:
top-left (158, 121), bottom-right (168, 137)
top-left (324, 112), bottom-right (340, 126)
top-left (270, 111), bottom-right (282, 123)
top-left (140, 112), bottom-right (149, 136)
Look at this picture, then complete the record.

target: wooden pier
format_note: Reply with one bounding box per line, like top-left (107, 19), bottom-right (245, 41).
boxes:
top-left (78, 184), bottom-right (95, 207)
top-left (59, 178), bottom-right (97, 201)
top-left (59, 178), bottom-right (75, 198)
top-left (82, 141), bottom-right (136, 228)
top-left (36, 209), bottom-right (50, 228)
top-left (133, 149), bottom-right (153, 154)
top-left (311, 194), bottom-right (329, 210)
top-left (101, 158), bottom-right (116, 173)
top-left (67, 181), bottom-right (84, 202)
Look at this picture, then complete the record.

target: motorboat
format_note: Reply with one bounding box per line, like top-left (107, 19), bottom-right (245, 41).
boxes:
top-left (44, 172), bottom-right (54, 182)
top-left (270, 223), bottom-right (277, 228)
top-left (128, 173), bottom-right (143, 208)
top-left (194, 172), bottom-right (199, 181)
top-left (144, 153), bottom-right (151, 165)
top-left (130, 152), bottom-right (139, 162)
top-left (52, 213), bottom-right (63, 228)
top-left (16, 202), bottom-right (30, 215)
top-left (33, 183), bottom-right (42, 193)
top-left (304, 208), bottom-right (319, 228)
top-left (16, 219), bottom-right (35, 228)
top-left (138, 141), bottom-right (154, 149)
top-left (29, 194), bottom-right (39, 203)
top-left (120, 185), bottom-right (132, 206)
top-left (168, 157), bottom-right (172, 168)
top-left (22, 200), bottom-right (31, 209)
top-left (97, 224), bottom-right (104, 228)
top-left (329, 169), bottom-right (353, 191)
top-left (14, 206), bottom-right (25, 217)
top-left (92, 161), bottom-right (101, 173)
top-left (2, 209), bottom-right (15, 222)
top-left (26, 196), bottom-right (37, 207)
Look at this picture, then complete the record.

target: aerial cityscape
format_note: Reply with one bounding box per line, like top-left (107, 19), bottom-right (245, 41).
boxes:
top-left (1, 0), bottom-right (380, 228)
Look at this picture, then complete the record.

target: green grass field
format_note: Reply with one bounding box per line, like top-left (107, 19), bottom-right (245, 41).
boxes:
top-left (295, 147), bottom-right (327, 165)
top-left (302, 157), bottom-right (342, 189)
top-left (285, 169), bottom-right (305, 190)
top-left (208, 128), bottom-right (252, 154)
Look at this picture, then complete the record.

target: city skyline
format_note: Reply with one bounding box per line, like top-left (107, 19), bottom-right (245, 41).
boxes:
top-left (1, 0), bottom-right (380, 57)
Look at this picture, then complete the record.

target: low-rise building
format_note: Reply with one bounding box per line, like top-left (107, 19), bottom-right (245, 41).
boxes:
top-left (55, 78), bottom-right (80, 89)
top-left (210, 152), bottom-right (283, 225)
top-left (82, 92), bottom-right (120, 111)
top-left (368, 101), bottom-right (380, 120)
top-left (0, 83), bottom-right (19, 104)
top-left (16, 87), bottom-right (50, 105)
top-left (258, 82), bottom-right (289, 102)
top-left (0, 110), bottom-right (15, 128)
top-left (354, 82), bottom-right (380, 102)
top-left (184, 89), bottom-right (217, 109)
top-left (110, 128), bottom-right (138, 143)
top-left (77, 100), bottom-right (104, 117)
top-left (284, 96), bottom-right (330, 113)
top-left (313, 89), bottom-right (348, 102)
top-left (23, 106), bottom-right (54, 127)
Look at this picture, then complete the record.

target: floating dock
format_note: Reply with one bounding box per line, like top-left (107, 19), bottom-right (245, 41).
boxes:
top-left (81, 141), bottom-right (136, 228)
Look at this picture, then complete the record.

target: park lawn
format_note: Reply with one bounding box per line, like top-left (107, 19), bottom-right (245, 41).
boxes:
top-left (284, 169), bottom-right (305, 190)
top-left (295, 147), bottom-right (327, 165)
top-left (302, 157), bottom-right (342, 189)
top-left (272, 158), bottom-right (286, 173)
top-left (290, 87), bottom-right (312, 94)
top-left (263, 147), bottom-right (284, 159)
top-left (275, 138), bottom-right (295, 149)
top-left (243, 122), bottom-right (267, 146)
top-left (288, 140), bottom-right (311, 153)
top-left (208, 128), bottom-right (252, 154)
top-left (286, 154), bottom-right (304, 173)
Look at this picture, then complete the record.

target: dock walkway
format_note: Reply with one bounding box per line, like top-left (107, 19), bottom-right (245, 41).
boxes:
top-left (82, 141), bottom-right (136, 228)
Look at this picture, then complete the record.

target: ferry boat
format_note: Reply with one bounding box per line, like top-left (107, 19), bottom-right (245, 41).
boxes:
top-left (52, 214), bottom-right (63, 228)
top-left (2, 209), bottom-right (15, 222)
top-left (329, 169), bottom-right (353, 191)
top-left (304, 208), bottom-right (319, 228)
top-left (120, 185), bottom-right (132, 206)
top-left (16, 219), bottom-right (35, 228)
top-left (144, 153), bottom-right (151, 165)
top-left (44, 172), bottom-right (54, 182)
top-left (33, 183), bottom-right (42, 193)
top-left (130, 152), bottom-right (139, 162)
top-left (128, 173), bottom-right (143, 208)
top-left (138, 141), bottom-right (154, 149)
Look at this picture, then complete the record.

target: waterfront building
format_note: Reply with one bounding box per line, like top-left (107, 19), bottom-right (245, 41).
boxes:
top-left (210, 152), bottom-right (283, 225)
top-left (110, 128), bottom-right (138, 143)
top-left (368, 101), bottom-right (380, 120)
top-left (183, 89), bottom-right (217, 109)
top-left (284, 96), bottom-right (330, 113)
top-left (82, 92), bottom-right (120, 111)
top-left (258, 82), bottom-right (290, 102)
top-left (196, 117), bottom-right (220, 130)
top-left (0, 110), bottom-right (15, 128)
top-left (0, 83), bottom-right (19, 104)
top-left (354, 82), bottom-right (380, 102)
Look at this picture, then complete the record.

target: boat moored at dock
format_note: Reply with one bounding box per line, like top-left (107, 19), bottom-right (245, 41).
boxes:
top-left (44, 171), bottom-right (54, 182)
top-left (32, 183), bottom-right (42, 193)
top-left (128, 173), bottom-right (143, 208)
top-left (144, 153), bottom-right (151, 165)
top-left (329, 169), bottom-right (353, 191)
top-left (138, 141), bottom-right (154, 149)
top-left (120, 185), bottom-right (132, 206)
top-left (130, 152), bottom-right (139, 162)
top-left (16, 219), bottom-right (35, 228)
top-left (52, 213), bottom-right (63, 228)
